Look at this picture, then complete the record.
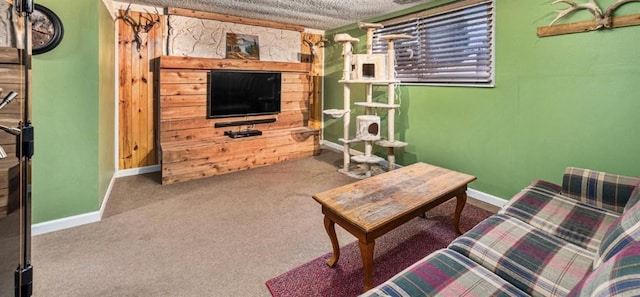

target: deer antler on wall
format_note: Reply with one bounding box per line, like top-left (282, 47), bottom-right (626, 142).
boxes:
top-left (302, 37), bottom-right (329, 62)
top-left (116, 3), bottom-right (160, 51)
top-left (550, 0), bottom-right (640, 29)
top-left (550, 0), bottom-right (603, 26)
top-left (603, 0), bottom-right (640, 27)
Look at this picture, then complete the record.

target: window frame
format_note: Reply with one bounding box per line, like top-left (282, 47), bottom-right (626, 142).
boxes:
top-left (373, 0), bottom-right (496, 88)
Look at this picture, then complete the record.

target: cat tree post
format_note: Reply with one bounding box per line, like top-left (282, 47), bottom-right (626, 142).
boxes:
top-left (358, 23), bottom-right (383, 174)
top-left (379, 34), bottom-right (410, 170)
top-left (333, 34), bottom-right (359, 173)
top-left (328, 29), bottom-right (409, 178)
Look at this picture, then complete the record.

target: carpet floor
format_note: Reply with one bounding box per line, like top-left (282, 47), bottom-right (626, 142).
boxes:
top-left (32, 149), bottom-right (358, 296)
top-left (31, 148), bottom-right (496, 296)
top-left (266, 200), bottom-right (493, 297)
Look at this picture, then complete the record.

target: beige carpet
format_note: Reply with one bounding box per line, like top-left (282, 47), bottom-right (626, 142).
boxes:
top-left (31, 148), bottom-right (497, 296)
top-left (32, 149), bottom-right (359, 296)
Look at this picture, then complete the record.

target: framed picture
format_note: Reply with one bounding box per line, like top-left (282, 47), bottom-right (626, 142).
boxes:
top-left (225, 33), bottom-right (260, 60)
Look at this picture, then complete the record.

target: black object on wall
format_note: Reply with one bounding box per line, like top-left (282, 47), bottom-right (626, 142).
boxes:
top-left (207, 70), bottom-right (282, 119)
top-left (5, 1), bottom-right (35, 297)
top-left (213, 118), bottom-right (276, 128)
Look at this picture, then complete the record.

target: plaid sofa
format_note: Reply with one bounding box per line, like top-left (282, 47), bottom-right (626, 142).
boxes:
top-left (361, 167), bottom-right (640, 297)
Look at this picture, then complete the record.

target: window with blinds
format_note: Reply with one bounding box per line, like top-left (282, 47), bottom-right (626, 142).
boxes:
top-left (373, 0), bottom-right (494, 86)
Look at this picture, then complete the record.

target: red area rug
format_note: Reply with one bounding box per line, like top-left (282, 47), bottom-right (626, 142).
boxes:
top-left (266, 200), bottom-right (494, 297)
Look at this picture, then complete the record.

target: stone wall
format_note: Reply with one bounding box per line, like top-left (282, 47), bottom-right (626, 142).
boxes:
top-left (167, 15), bottom-right (300, 62)
top-left (0, 2), bottom-right (16, 48)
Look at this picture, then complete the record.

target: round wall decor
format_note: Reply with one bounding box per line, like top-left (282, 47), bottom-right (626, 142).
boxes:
top-left (32, 4), bottom-right (64, 55)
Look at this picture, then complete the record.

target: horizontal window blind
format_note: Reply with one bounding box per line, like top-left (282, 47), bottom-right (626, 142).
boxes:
top-left (373, 0), bottom-right (494, 85)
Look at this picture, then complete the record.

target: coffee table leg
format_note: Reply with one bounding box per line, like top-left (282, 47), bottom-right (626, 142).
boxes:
top-left (359, 239), bottom-right (375, 291)
top-left (324, 216), bottom-right (340, 267)
top-left (454, 190), bottom-right (467, 235)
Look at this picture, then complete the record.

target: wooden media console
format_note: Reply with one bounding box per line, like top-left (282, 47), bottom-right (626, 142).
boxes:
top-left (158, 56), bottom-right (320, 184)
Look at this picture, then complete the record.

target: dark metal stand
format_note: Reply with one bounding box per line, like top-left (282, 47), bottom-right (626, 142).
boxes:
top-left (13, 1), bottom-right (34, 296)
top-left (14, 123), bottom-right (33, 297)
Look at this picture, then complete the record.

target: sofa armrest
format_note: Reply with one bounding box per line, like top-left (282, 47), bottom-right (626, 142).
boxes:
top-left (562, 167), bottom-right (640, 214)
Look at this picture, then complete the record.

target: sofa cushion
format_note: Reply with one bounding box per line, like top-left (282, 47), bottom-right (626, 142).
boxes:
top-left (499, 180), bottom-right (619, 253)
top-left (594, 196), bottom-right (640, 269)
top-left (568, 241), bottom-right (640, 297)
top-left (360, 249), bottom-right (528, 297)
top-left (624, 181), bottom-right (640, 212)
top-left (562, 167), bottom-right (640, 214)
top-left (449, 214), bottom-right (594, 297)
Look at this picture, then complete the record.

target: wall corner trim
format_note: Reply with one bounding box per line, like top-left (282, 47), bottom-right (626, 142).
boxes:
top-left (101, 0), bottom-right (116, 20)
top-left (319, 140), bottom-right (508, 208)
top-left (99, 173), bottom-right (117, 218)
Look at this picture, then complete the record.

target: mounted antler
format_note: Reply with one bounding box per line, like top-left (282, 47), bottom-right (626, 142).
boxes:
top-left (550, 0), bottom-right (640, 29)
top-left (303, 37), bottom-right (329, 62)
top-left (116, 3), bottom-right (160, 51)
top-left (550, 0), bottom-right (604, 27)
top-left (603, 0), bottom-right (640, 27)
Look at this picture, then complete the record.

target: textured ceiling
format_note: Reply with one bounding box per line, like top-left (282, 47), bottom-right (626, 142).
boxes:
top-left (125, 0), bottom-right (436, 30)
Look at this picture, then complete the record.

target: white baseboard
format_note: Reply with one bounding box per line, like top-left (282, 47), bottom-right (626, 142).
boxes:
top-left (115, 164), bottom-right (160, 178)
top-left (320, 140), bottom-right (363, 156)
top-left (467, 188), bottom-right (507, 208)
top-left (31, 175), bottom-right (116, 236)
top-left (320, 139), bottom-right (508, 208)
top-left (32, 211), bottom-right (101, 236)
top-left (33, 166), bottom-right (161, 236)
top-left (320, 139), bottom-right (341, 151)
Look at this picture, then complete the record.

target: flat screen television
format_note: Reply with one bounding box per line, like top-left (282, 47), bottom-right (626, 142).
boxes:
top-left (207, 70), bottom-right (282, 118)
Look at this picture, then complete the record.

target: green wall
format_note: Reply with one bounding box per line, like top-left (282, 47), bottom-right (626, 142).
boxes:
top-left (98, 2), bottom-right (115, 206)
top-left (324, 0), bottom-right (640, 199)
top-left (32, 0), bottom-right (115, 223)
top-left (27, 0), bottom-right (640, 222)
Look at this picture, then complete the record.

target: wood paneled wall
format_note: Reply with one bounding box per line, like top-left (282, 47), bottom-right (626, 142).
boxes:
top-left (301, 32), bottom-right (324, 130)
top-left (159, 56), bottom-right (319, 184)
top-left (117, 9), bottom-right (325, 171)
top-left (117, 11), bottom-right (164, 170)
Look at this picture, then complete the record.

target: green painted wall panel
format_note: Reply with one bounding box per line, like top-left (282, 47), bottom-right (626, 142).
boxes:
top-left (325, 0), bottom-right (640, 200)
top-left (25, 0), bottom-right (640, 222)
top-left (32, 0), bottom-right (113, 223)
top-left (98, 2), bottom-right (116, 205)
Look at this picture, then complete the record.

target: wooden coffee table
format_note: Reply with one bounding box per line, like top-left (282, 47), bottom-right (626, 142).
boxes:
top-left (312, 162), bottom-right (476, 291)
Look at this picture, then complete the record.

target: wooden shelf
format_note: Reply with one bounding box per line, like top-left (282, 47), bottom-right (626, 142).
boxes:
top-left (162, 127), bottom-right (319, 150)
top-left (354, 102), bottom-right (400, 109)
top-left (537, 14), bottom-right (640, 37)
top-left (159, 56), bottom-right (310, 72)
top-left (162, 128), bottom-right (319, 184)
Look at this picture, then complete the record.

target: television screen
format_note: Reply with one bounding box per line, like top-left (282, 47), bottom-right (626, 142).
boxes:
top-left (207, 70), bottom-right (281, 118)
